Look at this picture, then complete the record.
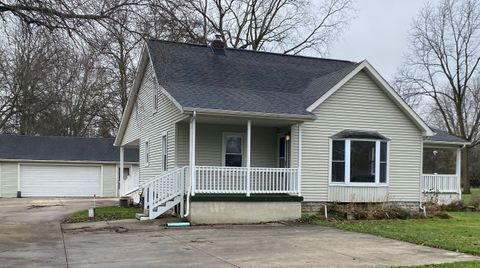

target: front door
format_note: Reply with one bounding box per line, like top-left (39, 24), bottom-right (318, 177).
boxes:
top-left (278, 134), bottom-right (291, 168)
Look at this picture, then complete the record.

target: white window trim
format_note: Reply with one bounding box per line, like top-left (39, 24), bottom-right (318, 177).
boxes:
top-left (329, 138), bottom-right (389, 187)
top-left (144, 139), bottom-right (150, 167)
top-left (161, 132), bottom-right (167, 171)
top-left (222, 132), bottom-right (246, 167)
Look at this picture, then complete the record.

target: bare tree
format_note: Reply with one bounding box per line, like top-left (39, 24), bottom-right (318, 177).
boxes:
top-left (0, 23), bottom-right (114, 136)
top-left (157, 0), bottom-right (353, 55)
top-left (396, 0), bottom-right (480, 194)
top-left (0, 0), bottom-right (143, 34)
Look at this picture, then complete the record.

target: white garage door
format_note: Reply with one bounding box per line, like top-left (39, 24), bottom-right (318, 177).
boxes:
top-left (20, 164), bottom-right (101, 197)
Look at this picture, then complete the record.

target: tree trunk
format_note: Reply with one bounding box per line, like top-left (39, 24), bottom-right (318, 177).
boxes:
top-left (462, 146), bottom-right (471, 194)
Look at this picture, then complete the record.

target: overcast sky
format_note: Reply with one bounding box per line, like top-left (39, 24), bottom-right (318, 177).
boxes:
top-left (328, 0), bottom-right (428, 80)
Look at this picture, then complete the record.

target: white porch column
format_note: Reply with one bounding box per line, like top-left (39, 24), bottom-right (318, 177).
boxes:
top-left (297, 123), bottom-right (302, 196)
top-left (119, 146), bottom-right (124, 196)
top-left (246, 120), bottom-right (251, 197)
top-left (189, 112), bottom-right (197, 196)
top-left (456, 148), bottom-right (462, 197)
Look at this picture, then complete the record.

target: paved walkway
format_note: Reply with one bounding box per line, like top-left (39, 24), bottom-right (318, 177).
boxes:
top-left (0, 198), bottom-right (478, 267)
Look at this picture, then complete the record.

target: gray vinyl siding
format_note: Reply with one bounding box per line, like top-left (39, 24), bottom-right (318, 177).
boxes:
top-left (301, 71), bottom-right (423, 202)
top-left (176, 123), bottom-right (279, 168)
top-left (134, 61), bottom-right (188, 183)
top-left (102, 164), bottom-right (117, 197)
top-left (0, 162), bottom-right (18, 197)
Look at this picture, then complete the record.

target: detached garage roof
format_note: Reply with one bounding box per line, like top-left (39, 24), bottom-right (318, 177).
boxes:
top-left (0, 135), bottom-right (139, 162)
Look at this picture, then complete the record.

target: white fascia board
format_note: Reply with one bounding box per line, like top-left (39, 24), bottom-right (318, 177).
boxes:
top-left (306, 60), bottom-right (434, 136)
top-left (0, 159), bottom-right (139, 165)
top-left (183, 107), bottom-right (316, 121)
top-left (423, 140), bottom-right (470, 147)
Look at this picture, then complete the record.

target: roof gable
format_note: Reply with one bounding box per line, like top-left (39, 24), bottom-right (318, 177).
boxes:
top-left (306, 61), bottom-right (433, 136)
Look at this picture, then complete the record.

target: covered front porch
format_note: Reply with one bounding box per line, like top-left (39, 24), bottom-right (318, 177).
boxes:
top-left (177, 113), bottom-right (303, 197)
top-left (421, 143), bottom-right (463, 203)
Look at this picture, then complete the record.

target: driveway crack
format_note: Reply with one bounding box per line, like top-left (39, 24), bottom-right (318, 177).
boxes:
top-left (60, 224), bottom-right (69, 268)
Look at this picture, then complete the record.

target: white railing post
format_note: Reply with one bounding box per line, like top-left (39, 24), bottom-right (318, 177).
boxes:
top-left (297, 123), bottom-right (302, 196)
top-left (456, 148), bottom-right (462, 196)
top-left (189, 111), bottom-right (197, 196)
top-left (246, 120), bottom-right (251, 197)
top-left (119, 147), bottom-right (124, 196)
top-left (180, 168), bottom-right (185, 216)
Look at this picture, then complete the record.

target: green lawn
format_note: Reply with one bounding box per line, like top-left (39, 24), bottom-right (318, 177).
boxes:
top-left (400, 261), bottom-right (480, 268)
top-left (311, 212), bottom-right (480, 256)
top-left (63, 206), bottom-right (143, 223)
top-left (463, 188), bottom-right (480, 205)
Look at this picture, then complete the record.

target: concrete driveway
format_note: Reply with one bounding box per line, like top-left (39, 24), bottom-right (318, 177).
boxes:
top-left (0, 198), bottom-right (478, 268)
top-left (0, 197), bottom-right (117, 267)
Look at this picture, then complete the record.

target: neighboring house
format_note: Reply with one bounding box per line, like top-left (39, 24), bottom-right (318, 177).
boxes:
top-left (0, 135), bottom-right (139, 198)
top-left (114, 38), bottom-right (468, 224)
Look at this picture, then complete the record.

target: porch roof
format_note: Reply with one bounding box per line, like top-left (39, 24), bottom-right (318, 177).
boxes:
top-left (424, 128), bottom-right (469, 145)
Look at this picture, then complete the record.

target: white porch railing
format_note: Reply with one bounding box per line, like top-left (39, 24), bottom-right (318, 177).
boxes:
top-left (194, 166), bottom-right (299, 195)
top-left (421, 174), bottom-right (459, 193)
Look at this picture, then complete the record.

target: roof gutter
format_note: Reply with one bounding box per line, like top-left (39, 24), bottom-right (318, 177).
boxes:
top-left (423, 140), bottom-right (471, 146)
top-left (182, 107), bottom-right (316, 121)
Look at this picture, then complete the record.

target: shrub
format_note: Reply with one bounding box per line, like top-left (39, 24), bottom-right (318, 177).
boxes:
top-left (434, 211), bottom-right (452, 219)
top-left (470, 179), bottom-right (480, 187)
top-left (323, 203), bottom-right (418, 221)
top-left (442, 200), bottom-right (466, 211)
top-left (469, 195), bottom-right (480, 210)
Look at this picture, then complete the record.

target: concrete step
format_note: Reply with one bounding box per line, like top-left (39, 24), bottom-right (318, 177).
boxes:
top-left (135, 213), bottom-right (149, 221)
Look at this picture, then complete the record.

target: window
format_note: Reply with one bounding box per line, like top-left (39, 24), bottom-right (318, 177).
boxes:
top-left (224, 135), bottom-right (243, 167)
top-left (153, 83), bottom-right (159, 112)
top-left (350, 141), bottom-right (376, 183)
top-left (380, 141), bottom-right (387, 183)
top-left (122, 167), bottom-right (130, 180)
top-left (331, 139), bottom-right (388, 185)
top-left (144, 140), bottom-right (150, 166)
top-left (162, 134), bottom-right (167, 171)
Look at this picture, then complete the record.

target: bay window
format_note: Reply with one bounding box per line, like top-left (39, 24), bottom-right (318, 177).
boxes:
top-left (330, 137), bottom-right (388, 185)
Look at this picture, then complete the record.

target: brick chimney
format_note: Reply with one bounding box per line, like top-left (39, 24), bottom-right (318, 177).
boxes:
top-left (211, 34), bottom-right (225, 50)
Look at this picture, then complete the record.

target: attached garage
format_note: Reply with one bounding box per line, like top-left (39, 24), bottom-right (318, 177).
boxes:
top-left (0, 135), bottom-right (139, 198)
top-left (20, 164), bottom-right (101, 197)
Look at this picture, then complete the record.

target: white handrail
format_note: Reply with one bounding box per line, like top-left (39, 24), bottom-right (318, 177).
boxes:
top-left (143, 167), bottom-right (188, 217)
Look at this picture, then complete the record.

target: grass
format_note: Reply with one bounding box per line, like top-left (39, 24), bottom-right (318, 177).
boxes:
top-left (63, 206), bottom-right (143, 223)
top-left (462, 188), bottom-right (480, 205)
top-left (400, 261), bottom-right (480, 268)
top-left (310, 212), bottom-right (480, 256)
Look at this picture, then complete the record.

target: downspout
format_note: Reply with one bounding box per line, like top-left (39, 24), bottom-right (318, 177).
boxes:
top-left (184, 110), bottom-right (196, 218)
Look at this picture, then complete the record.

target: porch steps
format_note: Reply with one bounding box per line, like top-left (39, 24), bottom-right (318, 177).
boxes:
top-left (137, 195), bottom-right (183, 221)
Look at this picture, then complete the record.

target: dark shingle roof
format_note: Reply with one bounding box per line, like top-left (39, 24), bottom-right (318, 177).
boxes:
top-left (147, 40), bottom-right (357, 116)
top-left (0, 135), bottom-right (139, 162)
top-left (424, 128), bottom-right (468, 144)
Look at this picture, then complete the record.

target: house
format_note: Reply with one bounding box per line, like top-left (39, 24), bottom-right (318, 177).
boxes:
top-left (114, 38), bottom-right (468, 224)
top-left (0, 135), bottom-right (139, 198)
